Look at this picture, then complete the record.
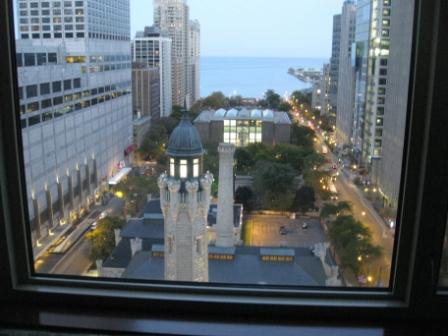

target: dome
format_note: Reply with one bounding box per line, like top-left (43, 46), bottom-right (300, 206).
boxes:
top-left (166, 113), bottom-right (204, 157)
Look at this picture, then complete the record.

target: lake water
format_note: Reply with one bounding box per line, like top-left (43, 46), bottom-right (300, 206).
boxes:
top-left (200, 56), bottom-right (327, 99)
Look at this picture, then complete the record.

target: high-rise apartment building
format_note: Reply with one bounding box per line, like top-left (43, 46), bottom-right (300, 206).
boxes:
top-left (329, 14), bottom-right (341, 113)
top-left (360, 0), bottom-right (392, 168)
top-left (335, 0), bottom-right (357, 146)
top-left (16, 0), bottom-right (133, 255)
top-left (154, 0), bottom-right (190, 107)
top-left (351, 0), bottom-right (371, 158)
top-left (132, 64), bottom-right (161, 119)
top-left (320, 63), bottom-right (332, 116)
top-left (377, 0), bottom-right (414, 211)
top-left (188, 20), bottom-right (201, 103)
top-left (133, 26), bottom-right (172, 117)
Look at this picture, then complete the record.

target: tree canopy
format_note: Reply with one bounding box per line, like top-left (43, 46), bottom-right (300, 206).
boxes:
top-left (291, 186), bottom-right (316, 214)
top-left (86, 216), bottom-right (125, 262)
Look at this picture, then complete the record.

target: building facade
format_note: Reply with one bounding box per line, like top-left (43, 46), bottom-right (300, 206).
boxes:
top-left (329, 14), bottom-right (341, 113)
top-left (319, 63), bottom-right (331, 116)
top-left (335, 0), bottom-right (357, 147)
top-left (194, 109), bottom-right (292, 147)
top-left (154, 0), bottom-right (190, 107)
top-left (188, 20), bottom-right (201, 104)
top-left (16, 0), bottom-right (133, 252)
top-left (352, 0), bottom-right (372, 158)
top-left (360, 0), bottom-right (392, 167)
top-left (132, 64), bottom-right (161, 119)
top-left (377, 0), bottom-right (414, 211)
top-left (133, 26), bottom-right (172, 117)
top-left (158, 114), bottom-right (213, 282)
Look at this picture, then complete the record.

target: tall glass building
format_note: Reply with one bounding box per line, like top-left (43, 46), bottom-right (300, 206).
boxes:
top-left (16, 0), bottom-right (133, 257)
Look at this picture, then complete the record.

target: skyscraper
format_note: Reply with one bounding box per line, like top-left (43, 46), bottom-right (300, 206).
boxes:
top-left (133, 26), bottom-right (172, 117)
top-left (329, 14), bottom-right (341, 113)
top-left (320, 63), bottom-right (332, 116)
top-left (16, 0), bottom-right (133, 253)
top-left (335, 0), bottom-right (357, 147)
top-left (360, 0), bottom-right (392, 169)
top-left (351, 0), bottom-right (372, 160)
top-left (377, 0), bottom-right (414, 211)
top-left (154, 0), bottom-right (190, 107)
top-left (188, 20), bottom-right (201, 103)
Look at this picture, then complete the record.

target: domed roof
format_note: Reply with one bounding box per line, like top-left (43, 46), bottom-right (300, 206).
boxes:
top-left (166, 112), bottom-right (204, 157)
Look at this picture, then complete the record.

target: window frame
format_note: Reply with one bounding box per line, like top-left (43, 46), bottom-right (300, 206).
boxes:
top-left (0, 0), bottom-right (447, 323)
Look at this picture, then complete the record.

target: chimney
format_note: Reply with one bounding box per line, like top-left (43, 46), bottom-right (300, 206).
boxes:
top-left (130, 237), bottom-right (143, 257)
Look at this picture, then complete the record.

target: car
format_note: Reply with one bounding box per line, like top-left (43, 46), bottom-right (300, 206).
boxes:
top-left (302, 223), bottom-right (309, 229)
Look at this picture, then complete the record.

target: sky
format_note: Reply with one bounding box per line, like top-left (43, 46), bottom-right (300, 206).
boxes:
top-left (131, 0), bottom-right (345, 58)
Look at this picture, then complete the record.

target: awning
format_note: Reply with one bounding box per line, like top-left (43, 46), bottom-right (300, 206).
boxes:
top-left (108, 167), bottom-right (132, 186)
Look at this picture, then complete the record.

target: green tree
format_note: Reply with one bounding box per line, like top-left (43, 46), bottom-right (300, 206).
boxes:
top-left (235, 186), bottom-right (255, 212)
top-left (86, 216), bottom-right (125, 262)
top-left (329, 215), bottom-right (382, 274)
top-left (278, 101), bottom-right (292, 112)
top-left (116, 175), bottom-right (159, 217)
top-left (291, 90), bottom-right (312, 105)
top-left (229, 95), bottom-right (243, 107)
top-left (203, 91), bottom-right (228, 109)
top-left (253, 161), bottom-right (296, 210)
top-left (291, 186), bottom-right (316, 214)
top-left (140, 124), bottom-right (168, 161)
top-left (320, 201), bottom-right (352, 219)
top-left (291, 124), bottom-right (315, 149)
top-left (262, 89), bottom-right (281, 109)
top-left (154, 117), bottom-right (178, 135)
top-left (234, 148), bottom-right (255, 174)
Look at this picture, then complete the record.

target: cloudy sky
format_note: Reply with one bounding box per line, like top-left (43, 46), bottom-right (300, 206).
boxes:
top-left (131, 0), bottom-right (345, 58)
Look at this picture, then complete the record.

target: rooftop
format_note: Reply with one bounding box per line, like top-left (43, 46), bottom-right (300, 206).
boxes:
top-left (167, 113), bottom-right (204, 157)
top-left (194, 108), bottom-right (292, 125)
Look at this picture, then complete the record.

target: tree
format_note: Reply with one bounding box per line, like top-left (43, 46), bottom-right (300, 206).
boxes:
top-left (253, 161), bottom-right (296, 210)
top-left (278, 101), bottom-right (292, 112)
top-left (116, 175), bottom-right (159, 217)
top-left (154, 117), bottom-right (178, 135)
top-left (139, 124), bottom-right (168, 161)
top-left (170, 105), bottom-right (184, 120)
top-left (291, 186), bottom-right (316, 214)
top-left (234, 148), bottom-right (255, 174)
top-left (291, 124), bottom-right (315, 149)
top-left (228, 95), bottom-right (243, 107)
top-left (291, 90), bottom-right (312, 105)
top-left (203, 91), bottom-right (228, 109)
top-left (328, 215), bottom-right (382, 274)
top-left (320, 201), bottom-right (352, 219)
top-left (86, 216), bottom-right (125, 262)
top-left (235, 186), bottom-right (255, 212)
top-left (262, 89), bottom-right (281, 109)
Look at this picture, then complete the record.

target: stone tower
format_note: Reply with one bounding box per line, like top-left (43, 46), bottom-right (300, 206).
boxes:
top-left (158, 112), bottom-right (213, 282)
top-left (215, 143), bottom-right (236, 247)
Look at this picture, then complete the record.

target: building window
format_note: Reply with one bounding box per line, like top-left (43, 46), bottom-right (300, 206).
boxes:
top-left (180, 160), bottom-right (188, 178)
top-left (170, 158), bottom-right (175, 177)
top-left (193, 159), bottom-right (199, 177)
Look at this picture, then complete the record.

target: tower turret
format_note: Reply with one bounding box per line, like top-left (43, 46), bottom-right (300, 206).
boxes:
top-left (158, 110), bottom-right (213, 282)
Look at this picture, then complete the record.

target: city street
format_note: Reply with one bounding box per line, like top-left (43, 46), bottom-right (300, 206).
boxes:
top-left (35, 197), bottom-right (124, 276)
top-left (298, 115), bottom-right (395, 285)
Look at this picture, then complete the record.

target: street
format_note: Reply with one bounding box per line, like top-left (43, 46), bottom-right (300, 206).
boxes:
top-left (35, 197), bottom-right (124, 276)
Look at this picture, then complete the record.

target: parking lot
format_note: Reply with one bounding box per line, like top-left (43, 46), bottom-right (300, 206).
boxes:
top-left (245, 214), bottom-right (326, 248)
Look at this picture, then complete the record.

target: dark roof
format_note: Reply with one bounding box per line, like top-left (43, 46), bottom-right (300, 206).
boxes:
top-left (122, 246), bottom-right (327, 286)
top-left (166, 113), bottom-right (204, 157)
top-left (144, 199), bottom-right (243, 228)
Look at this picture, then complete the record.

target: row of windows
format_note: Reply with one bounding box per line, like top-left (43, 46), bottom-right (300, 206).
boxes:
top-left (209, 254), bottom-right (234, 261)
top-left (16, 52), bottom-right (58, 67)
top-left (80, 62), bottom-right (132, 74)
top-left (18, 1), bottom-right (84, 9)
top-left (19, 16), bottom-right (84, 24)
top-left (21, 32), bottom-right (85, 39)
top-left (20, 24), bottom-right (85, 32)
top-left (19, 78), bottom-right (81, 100)
top-left (260, 256), bottom-right (294, 262)
top-left (19, 8), bottom-right (84, 16)
top-left (20, 81), bottom-right (131, 114)
top-left (21, 88), bottom-right (131, 129)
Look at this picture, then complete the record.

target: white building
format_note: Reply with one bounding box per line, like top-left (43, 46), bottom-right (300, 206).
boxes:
top-left (154, 0), bottom-right (190, 107)
top-left (133, 27), bottom-right (172, 117)
top-left (188, 20), bottom-right (201, 103)
top-left (16, 0), bottom-right (133, 254)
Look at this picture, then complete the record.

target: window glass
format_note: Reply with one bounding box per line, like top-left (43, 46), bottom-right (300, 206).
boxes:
top-left (10, 0), bottom-right (416, 290)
